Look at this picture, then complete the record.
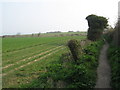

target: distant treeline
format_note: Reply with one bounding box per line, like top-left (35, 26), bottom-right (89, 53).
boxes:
top-left (2, 32), bottom-right (87, 38)
top-left (46, 31), bottom-right (82, 33)
top-left (46, 31), bottom-right (61, 33)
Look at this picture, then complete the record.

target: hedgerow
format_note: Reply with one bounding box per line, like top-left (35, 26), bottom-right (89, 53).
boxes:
top-left (24, 40), bottom-right (104, 88)
top-left (108, 45), bottom-right (120, 88)
top-left (105, 18), bottom-right (120, 88)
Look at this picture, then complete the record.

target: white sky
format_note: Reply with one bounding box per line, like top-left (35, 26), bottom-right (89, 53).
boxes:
top-left (0, 0), bottom-right (119, 35)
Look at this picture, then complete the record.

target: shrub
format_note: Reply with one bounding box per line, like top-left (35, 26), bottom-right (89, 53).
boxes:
top-left (108, 45), bottom-right (120, 88)
top-left (86, 14), bottom-right (108, 41)
top-left (105, 18), bottom-right (120, 88)
top-left (67, 39), bottom-right (82, 62)
top-left (112, 19), bottom-right (120, 47)
top-left (22, 40), bottom-right (104, 88)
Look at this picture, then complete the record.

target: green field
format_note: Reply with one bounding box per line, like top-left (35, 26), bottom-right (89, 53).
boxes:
top-left (2, 34), bottom-right (86, 88)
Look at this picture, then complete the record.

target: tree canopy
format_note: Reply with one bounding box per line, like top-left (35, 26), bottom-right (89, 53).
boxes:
top-left (86, 14), bottom-right (108, 41)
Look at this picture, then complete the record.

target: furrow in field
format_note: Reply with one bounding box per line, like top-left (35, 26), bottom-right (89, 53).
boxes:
top-left (3, 38), bottom-right (63, 54)
top-left (3, 43), bottom-right (46, 54)
top-left (2, 47), bottom-right (64, 76)
top-left (3, 45), bottom-right (63, 70)
top-left (3, 45), bottom-right (56, 65)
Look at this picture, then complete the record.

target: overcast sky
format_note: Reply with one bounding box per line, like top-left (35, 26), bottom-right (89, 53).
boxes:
top-left (0, 0), bottom-right (119, 35)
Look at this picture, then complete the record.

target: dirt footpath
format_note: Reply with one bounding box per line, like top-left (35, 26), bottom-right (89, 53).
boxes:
top-left (95, 42), bottom-right (111, 88)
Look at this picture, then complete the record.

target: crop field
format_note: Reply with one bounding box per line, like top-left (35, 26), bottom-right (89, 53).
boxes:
top-left (2, 34), bottom-right (86, 88)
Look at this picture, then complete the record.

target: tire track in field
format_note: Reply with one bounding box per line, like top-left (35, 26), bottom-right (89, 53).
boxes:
top-left (3, 43), bottom-right (46, 54)
top-left (2, 47), bottom-right (64, 76)
top-left (3, 45), bottom-right (63, 70)
top-left (3, 45), bottom-right (56, 66)
top-left (3, 38), bottom-right (61, 54)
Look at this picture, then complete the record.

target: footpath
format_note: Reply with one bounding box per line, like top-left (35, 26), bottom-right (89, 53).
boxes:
top-left (95, 42), bottom-right (111, 88)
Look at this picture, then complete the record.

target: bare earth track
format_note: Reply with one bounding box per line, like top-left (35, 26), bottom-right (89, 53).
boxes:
top-left (95, 42), bottom-right (111, 88)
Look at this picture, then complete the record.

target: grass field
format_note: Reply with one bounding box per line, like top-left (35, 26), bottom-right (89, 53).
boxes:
top-left (2, 34), bottom-right (86, 88)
